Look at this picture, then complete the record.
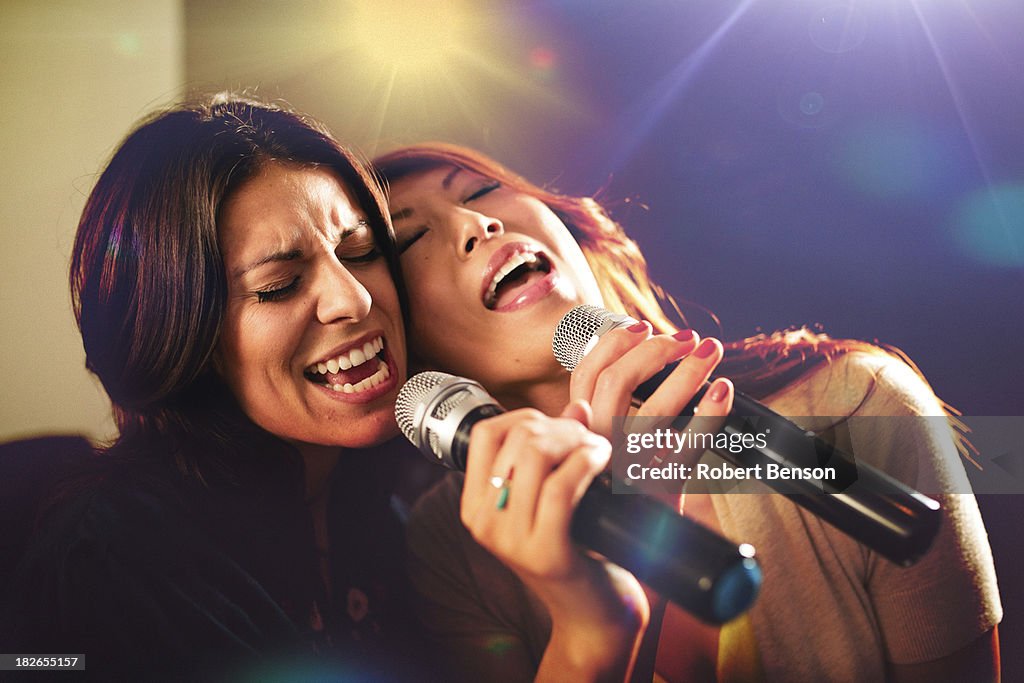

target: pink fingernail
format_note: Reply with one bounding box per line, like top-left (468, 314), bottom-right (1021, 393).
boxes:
top-left (693, 338), bottom-right (717, 358)
top-left (672, 328), bottom-right (695, 342)
top-left (626, 321), bottom-right (648, 333)
top-left (708, 379), bottom-right (729, 402)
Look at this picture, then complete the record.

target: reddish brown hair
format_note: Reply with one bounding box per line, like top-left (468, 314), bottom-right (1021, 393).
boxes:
top-left (373, 142), bottom-right (901, 400)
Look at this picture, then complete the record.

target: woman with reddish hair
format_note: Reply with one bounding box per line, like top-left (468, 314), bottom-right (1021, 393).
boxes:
top-left (376, 143), bottom-right (1002, 682)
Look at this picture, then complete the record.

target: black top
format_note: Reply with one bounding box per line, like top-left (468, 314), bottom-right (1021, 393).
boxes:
top-left (1, 437), bottom-right (442, 682)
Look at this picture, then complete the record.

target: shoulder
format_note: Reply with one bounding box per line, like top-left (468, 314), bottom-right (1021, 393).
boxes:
top-left (5, 458), bottom-right (298, 674)
top-left (14, 463), bottom-right (205, 601)
top-left (766, 349), bottom-right (945, 419)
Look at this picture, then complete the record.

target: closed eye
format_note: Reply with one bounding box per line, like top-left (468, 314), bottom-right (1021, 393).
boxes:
top-left (464, 181), bottom-right (500, 203)
top-left (398, 227), bottom-right (428, 254)
top-left (255, 277), bottom-right (300, 303)
top-left (341, 247), bottom-right (382, 263)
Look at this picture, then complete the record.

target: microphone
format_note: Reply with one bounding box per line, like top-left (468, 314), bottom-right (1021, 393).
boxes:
top-left (396, 371), bottom-right (762, 625)
top-left (553, 305), bottom-right (942, 567)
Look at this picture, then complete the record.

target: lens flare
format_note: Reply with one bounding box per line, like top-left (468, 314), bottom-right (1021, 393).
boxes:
top-left (808, 4), bottom-right (868, 54)
top-left (951, 184), bottom-right (1024, 267)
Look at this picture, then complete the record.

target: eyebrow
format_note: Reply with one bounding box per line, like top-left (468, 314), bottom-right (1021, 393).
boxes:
top-left (389, 167), bottom-right (463, 223)
top-left (441, 166), bottom-right (462, 189)
top-left (390, 207), bottom-right (413, 223)
top-left (234, 222), bottom-right (369, 278)
top-left (235, 249), bottom-right (302, 279)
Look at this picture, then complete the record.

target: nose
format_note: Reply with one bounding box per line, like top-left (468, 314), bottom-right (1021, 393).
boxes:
top-left (458, 209), bottom-right (503, 257)
top-left (315, 260), bottom-right (372, 325)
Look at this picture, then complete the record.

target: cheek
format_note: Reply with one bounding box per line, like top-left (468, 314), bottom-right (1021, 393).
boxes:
top-left (362, 262), bottom-right (401, 308)
top-left (404, 256), bottom-right (454, 319)
top-left (217, 306), bottom-right (298, 394)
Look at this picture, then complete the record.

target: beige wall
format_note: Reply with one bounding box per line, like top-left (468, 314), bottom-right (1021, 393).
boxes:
top-left (0, 0), bottom-right (184, 443)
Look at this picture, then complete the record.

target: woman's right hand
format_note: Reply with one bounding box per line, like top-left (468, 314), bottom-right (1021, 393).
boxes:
top-left (460, 403), bottom-right (649, 682)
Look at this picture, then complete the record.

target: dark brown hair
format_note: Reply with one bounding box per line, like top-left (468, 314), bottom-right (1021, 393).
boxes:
top-left (71, 94), bottom-right (402, 478)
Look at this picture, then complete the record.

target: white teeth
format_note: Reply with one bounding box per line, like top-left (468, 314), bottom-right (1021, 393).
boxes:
top-left (325, 360), bottom-right (390, 394)
top-left (308, 336), bottom-right (385, 376)
top-left (485, 251), bottom-right (540, 306)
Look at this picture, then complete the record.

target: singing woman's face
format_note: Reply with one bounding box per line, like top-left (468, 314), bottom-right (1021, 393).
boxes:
top-left (387, 165), bottom-right (602, 394)
top-left (216, 162), bottom-right (406, 451)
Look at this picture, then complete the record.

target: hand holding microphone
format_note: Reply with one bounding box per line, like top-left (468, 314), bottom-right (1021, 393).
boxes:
top-left (562, 316), bottom-right (737, 476)
top-left (396, 372), bottom-right (762, 624)
top-left (553, 305), bottom-right (943, 566)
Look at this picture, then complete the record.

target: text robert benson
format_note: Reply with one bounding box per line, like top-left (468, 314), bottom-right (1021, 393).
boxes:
top-left (626, 462), bottom-right (838, 482)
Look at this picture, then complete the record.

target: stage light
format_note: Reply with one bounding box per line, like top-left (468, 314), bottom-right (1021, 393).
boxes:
top-left (344, 0), bottom-right (476, 77)
top-left (321, 1), bottom-right (582, 157)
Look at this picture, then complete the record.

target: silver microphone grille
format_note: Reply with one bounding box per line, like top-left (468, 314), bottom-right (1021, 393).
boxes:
top-left (396, 371), bottom-right (499, 467)
top-left (395, 371), bottom-right (457, 445)
top-left (552, 305), bottom-right (638, 370)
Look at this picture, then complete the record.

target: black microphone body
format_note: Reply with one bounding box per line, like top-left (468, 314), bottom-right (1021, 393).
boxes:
top-left (397, 373), bottom-right (762, 625)
top-left (555, 305), bottom-right (942, 567)
top-left (642, 365), bottom-right (941, 566)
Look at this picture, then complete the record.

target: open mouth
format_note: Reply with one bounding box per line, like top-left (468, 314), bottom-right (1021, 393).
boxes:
top-left (304, 336), bottom-right (390, 394)
top-left (483, 251), bottom-right (553, 310)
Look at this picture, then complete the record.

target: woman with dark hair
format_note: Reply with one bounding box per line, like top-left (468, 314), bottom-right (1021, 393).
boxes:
top-left (375, 143), bottom-right (1002, 682)
top-left (1, 99), bottom-right (639, 682)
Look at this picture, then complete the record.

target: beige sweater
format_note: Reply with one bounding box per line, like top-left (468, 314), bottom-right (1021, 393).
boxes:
top-left (406, 352), bottom-right (1002, 682)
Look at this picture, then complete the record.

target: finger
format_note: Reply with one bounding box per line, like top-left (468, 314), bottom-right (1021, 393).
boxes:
top-left (500, 418), bottom-right (595, 534)
top-left (462, 410), bottom-right (539, 524)
top-left (635, 337), bottom-right (723, 418)
top-left (531, 434), bottom-right (611, 542)
top-left (587, 331), bottom-right (700, 437)
top-left (568, 321), bottom-right (651, 405)
top-left (559, 398), bottom-right (593, 428)
top-left (673, 378), bottom-right (735, 469)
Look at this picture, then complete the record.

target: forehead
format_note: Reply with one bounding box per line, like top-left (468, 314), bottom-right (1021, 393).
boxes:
top-left (219, 163), bottom-right (364, 244)
top-left (389, 164), bottom-right (486, 199)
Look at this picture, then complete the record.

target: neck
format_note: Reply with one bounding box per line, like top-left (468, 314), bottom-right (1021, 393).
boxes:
top-left (495, 373), bottom-right (572, 416)
top-left (296, 443), bottom-right (342, 504)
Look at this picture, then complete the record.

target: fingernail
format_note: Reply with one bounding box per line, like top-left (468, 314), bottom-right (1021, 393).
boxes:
top-left (626, 321), bottom-right (648, 333)
top-left (708, 379), bottom-right (729, 402)
top-left (693, 338), bottom-right (717, 358)
top-left (672, 328), bottom-right (695, 342)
